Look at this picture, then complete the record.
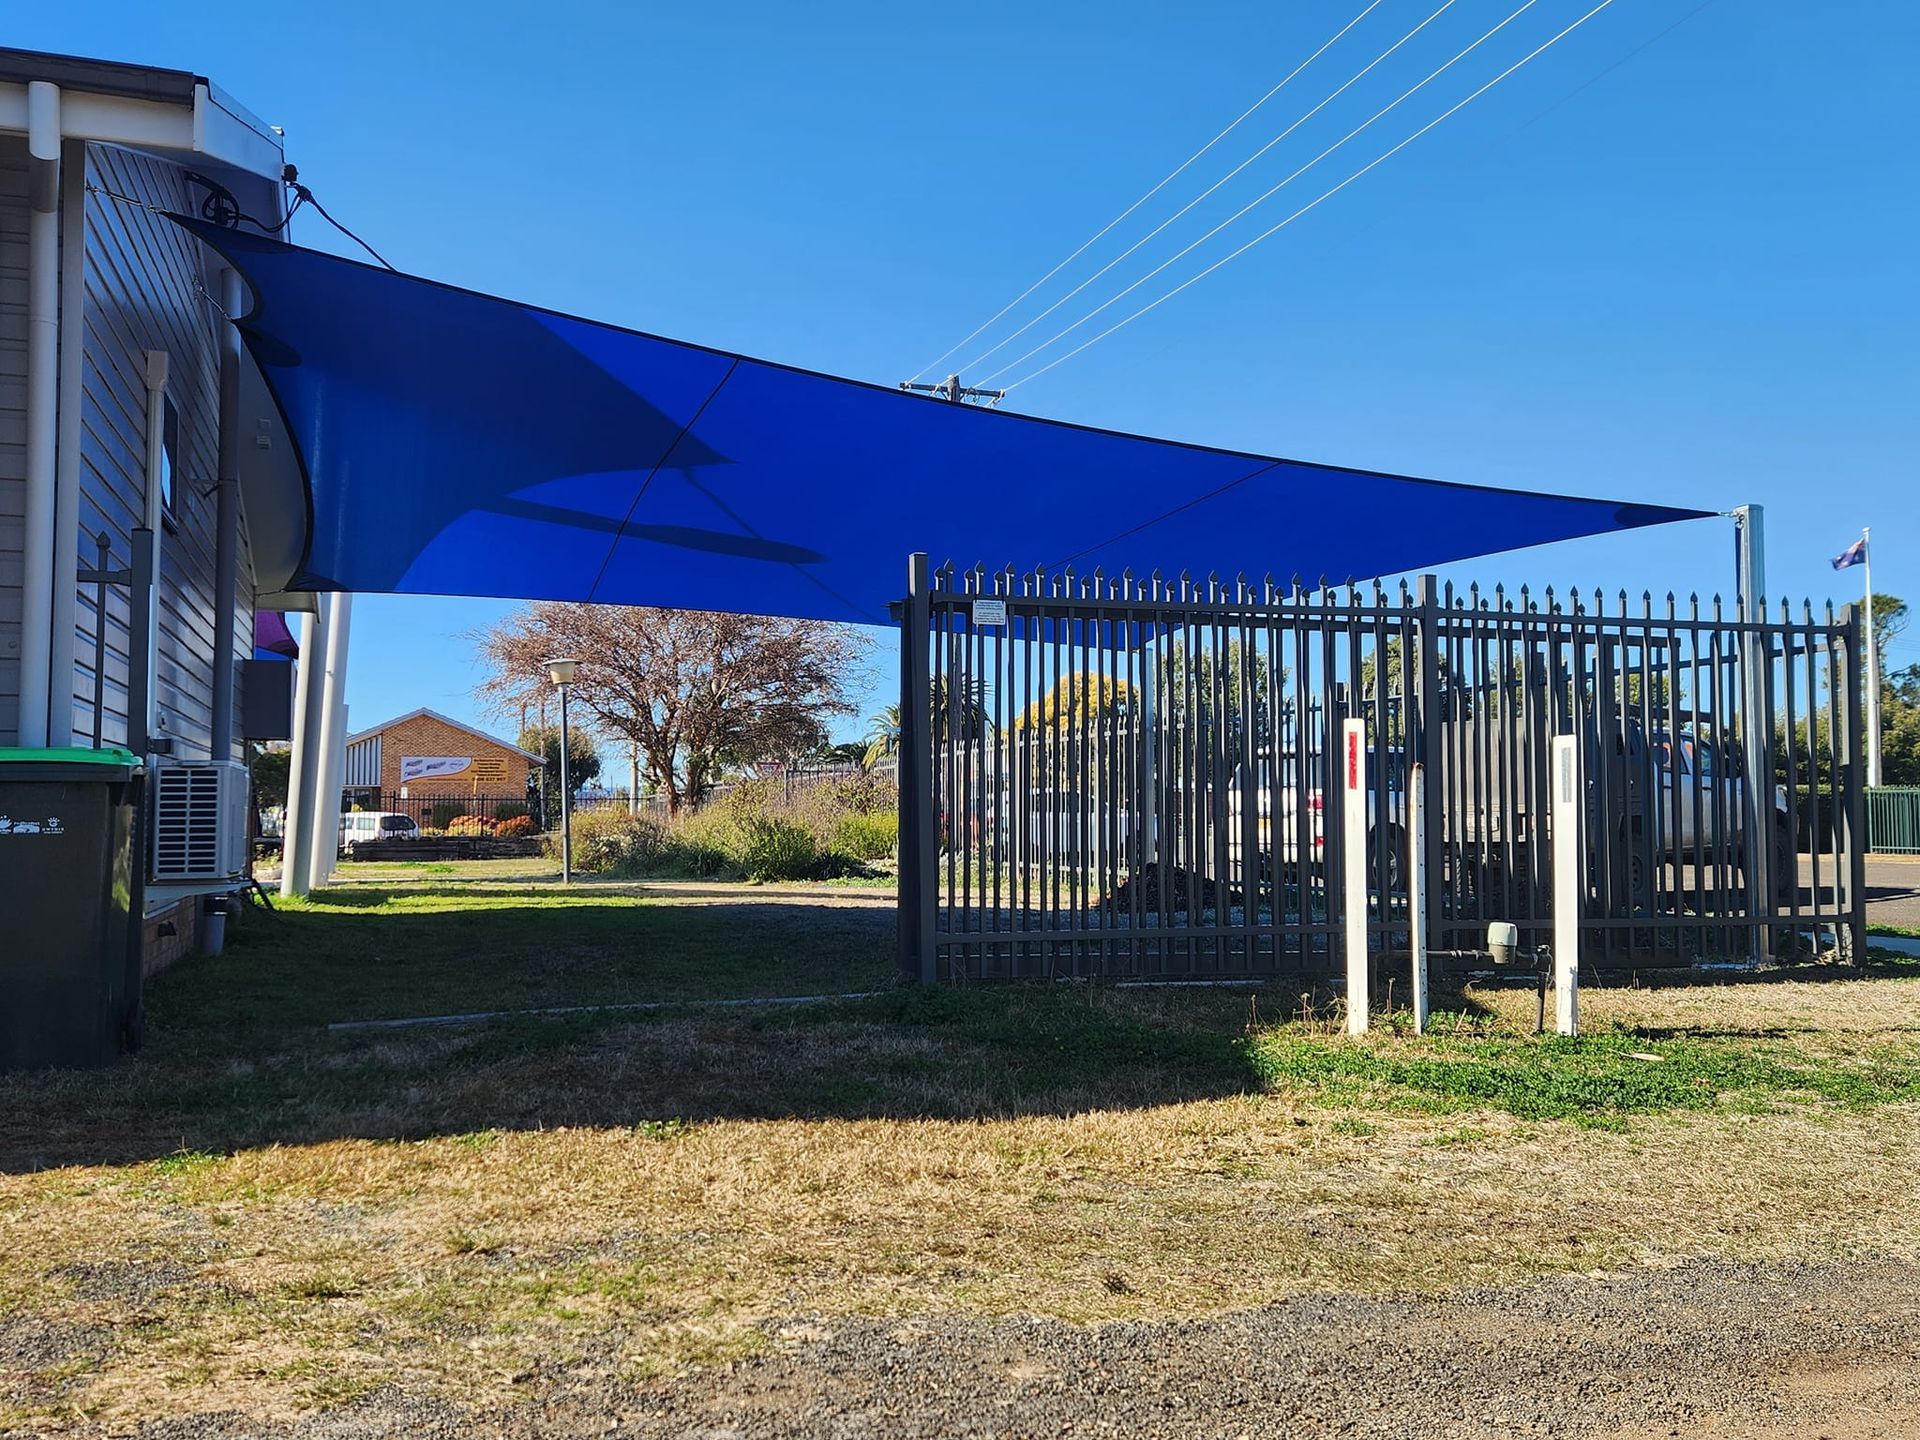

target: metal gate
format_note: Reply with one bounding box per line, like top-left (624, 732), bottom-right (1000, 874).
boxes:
top-left (896, 555), bottom-right (1866, 983)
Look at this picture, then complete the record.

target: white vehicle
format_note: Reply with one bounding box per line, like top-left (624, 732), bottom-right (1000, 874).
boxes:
top-left (1224, 756), bottom-right (1404, 886)
top-left (338, 811), bottom-right (420, 852)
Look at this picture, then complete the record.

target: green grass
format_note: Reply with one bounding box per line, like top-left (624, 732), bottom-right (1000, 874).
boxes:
top-left (156, 879), bottom-right (893, 1031)
top-left (1245, 1012), bottom-right (1920, 1127)
top-left (9, 872), bottom-right (1920, 1175)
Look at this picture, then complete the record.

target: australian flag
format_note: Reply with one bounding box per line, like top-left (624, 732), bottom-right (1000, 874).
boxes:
top-left (1832, 537), bottom-right (1868, 571)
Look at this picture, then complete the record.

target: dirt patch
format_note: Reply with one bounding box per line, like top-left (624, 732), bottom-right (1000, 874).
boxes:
top-left (30, 1257), bottom-right (1918, 1438)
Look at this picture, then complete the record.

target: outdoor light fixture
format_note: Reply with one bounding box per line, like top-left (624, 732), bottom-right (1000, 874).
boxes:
top-left (546, 657), bottom-right (580, 883)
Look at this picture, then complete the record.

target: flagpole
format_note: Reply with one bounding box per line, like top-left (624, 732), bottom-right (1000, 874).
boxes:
top-left (1863, 526), bottom-right (1881, 788)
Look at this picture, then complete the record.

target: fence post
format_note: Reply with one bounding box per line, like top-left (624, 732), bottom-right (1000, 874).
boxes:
top-left (1413, 575), bottom-right (1445, 954)
top-left (1343, 717), bottom-right (1368, 1034)
top-left (1733, 505), bottom-right (1773, 964)
top-left (898, 553), bottom-right (937, 984)
top-left (1551, 733), bottom-right (1579, 1035)
top-left (1838, 603), bottom-right (1868, 962)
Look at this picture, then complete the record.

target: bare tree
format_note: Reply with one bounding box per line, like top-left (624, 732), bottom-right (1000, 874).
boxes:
top-left (472, 604), bottom-right (870, 814)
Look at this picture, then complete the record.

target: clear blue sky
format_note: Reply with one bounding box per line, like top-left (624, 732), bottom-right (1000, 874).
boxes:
top-left (25, 2), bottom-right (1919, 752)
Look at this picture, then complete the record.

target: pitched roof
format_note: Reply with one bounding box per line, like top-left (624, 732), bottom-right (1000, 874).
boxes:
top-left (345, 707), bottom-right (546, 764)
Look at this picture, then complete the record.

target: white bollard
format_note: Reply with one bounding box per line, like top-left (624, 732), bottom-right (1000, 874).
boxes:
top-left (1343, 719), bottom-right (1369, 1035)
top-left (1408, 766), bottom-right (1428, 1035)
top-left (1551, 734), bottom-right (1580, 1036)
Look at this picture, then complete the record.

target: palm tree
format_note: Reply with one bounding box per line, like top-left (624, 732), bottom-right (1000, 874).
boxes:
top-left (865, 704), bottom-right (902, 766)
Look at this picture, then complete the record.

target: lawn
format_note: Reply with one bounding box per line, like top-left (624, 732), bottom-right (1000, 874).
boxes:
top-left (5, 865), bottom-right (1920, 1427)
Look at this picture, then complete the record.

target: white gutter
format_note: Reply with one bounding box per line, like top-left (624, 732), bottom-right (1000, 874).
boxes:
top-left (17, 80), bottom-right (59, 746)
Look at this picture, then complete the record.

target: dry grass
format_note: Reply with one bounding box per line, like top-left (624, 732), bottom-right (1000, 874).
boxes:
top-left (5, 875), bottom-right (1920, 1427)
top-left (8, 1096), bottom-right (1920, 1425)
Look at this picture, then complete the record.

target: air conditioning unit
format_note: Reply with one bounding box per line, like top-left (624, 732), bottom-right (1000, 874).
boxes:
top-left (150, 760), bottom-right (250, 883)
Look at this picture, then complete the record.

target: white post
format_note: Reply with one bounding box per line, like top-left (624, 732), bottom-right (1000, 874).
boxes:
top-left (1863, 528), bottom-right (1881, 789)
top-left (305, 593), bottom-right (353, 891)
top-left (1551, 734), bottom-right (1580, 1036)
top-left (280, 606), bottom-right (325, 898)
top-left (1408, 764), bottom-right (1428, 1034)
top-left (1343, 718), bottom-right (1368, 1035)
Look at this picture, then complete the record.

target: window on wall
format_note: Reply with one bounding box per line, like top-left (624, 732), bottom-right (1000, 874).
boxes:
top-left (158, 396), bottom-right (180, 530)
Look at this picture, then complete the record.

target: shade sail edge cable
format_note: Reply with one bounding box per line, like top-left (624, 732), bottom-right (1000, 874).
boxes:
top-left (178, 215), bottom-right (1716, 627)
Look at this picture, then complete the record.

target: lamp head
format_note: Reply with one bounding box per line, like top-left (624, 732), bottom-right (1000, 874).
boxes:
top-left (545, 657), bottom-right (579, 687)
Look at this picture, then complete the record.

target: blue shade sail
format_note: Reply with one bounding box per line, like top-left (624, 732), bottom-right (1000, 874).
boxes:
top-left (185, 220), bottom-right (1713, 627)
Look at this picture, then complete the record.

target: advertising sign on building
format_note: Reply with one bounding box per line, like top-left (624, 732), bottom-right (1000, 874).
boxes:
top-left (400, 756), bottom-right (472, 783)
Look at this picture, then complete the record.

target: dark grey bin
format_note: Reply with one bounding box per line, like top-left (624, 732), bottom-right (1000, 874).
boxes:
top-left (0, 747), bottom-right (142, 1070)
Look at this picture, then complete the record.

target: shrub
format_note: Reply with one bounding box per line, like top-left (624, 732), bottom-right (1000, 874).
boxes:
top-left (832, 809), bottom-right (898, 861)
top-left (564, 809), bottom-right (668, 876)
top-left (429, 801), bottom-right (467, 830)
top-left (494, 814), bottom-right (537, 839)
top-left (492, 801), bottom-right (530, 823)
top-left (737, 816), bottom-right (818, 882)
top-left (446, 814), bottom-right (496, 837)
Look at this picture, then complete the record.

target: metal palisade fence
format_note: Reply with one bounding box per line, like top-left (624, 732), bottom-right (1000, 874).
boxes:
top-left (896, 555), bottom-right (1867, 984)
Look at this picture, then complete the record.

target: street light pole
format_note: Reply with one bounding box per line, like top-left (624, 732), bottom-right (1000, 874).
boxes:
top-left (547, 658), bottom-right (579, 883)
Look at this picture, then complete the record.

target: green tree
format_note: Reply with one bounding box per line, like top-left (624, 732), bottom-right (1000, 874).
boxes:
top-left (518, 724), bottom-right (603, 826)
top-left (864, 704), bottom-right (901, 767)
top-left (249, 745), bottom-right (291, 810)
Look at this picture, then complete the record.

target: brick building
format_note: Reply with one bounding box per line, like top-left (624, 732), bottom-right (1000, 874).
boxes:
top-left (343, 709), bottom-right (543, 805)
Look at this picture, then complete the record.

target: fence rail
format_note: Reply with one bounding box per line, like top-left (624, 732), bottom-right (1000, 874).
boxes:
top-left (898, 557), bottom-right (1866, 985)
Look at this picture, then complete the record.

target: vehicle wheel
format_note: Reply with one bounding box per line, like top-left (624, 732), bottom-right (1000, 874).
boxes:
top-left (1368, 824), bottom-right (1407, 895)
top-left (1617, 821), bottom-right (1649, 912)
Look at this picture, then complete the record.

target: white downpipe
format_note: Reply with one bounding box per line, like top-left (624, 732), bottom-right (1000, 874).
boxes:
top-left (306, 593), bottom-right (353, 891)
top-left (17, 81), bottom-right (60, 747)
top-left (48, 141), bottom-right (85, 746)
top-left (280, 605), bottom-right (326, 898)
top-left (140, 352), bottom-right (169, 746)
top-left (1552, 734), bottom-right (1580, 1036)
top-left (1342, 718), bottom-right (1368, 1035)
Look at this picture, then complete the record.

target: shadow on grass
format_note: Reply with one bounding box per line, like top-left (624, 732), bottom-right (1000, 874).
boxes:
top-left (7, 887), bottom-right (1915, 1174)
top-left (0, 886), bottom-right (1283, 1171)
top-left (0, 984), bottom-right (1276, 1173)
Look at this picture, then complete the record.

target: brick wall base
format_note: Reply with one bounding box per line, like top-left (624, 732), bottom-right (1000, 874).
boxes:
top-left (141, 899), bottom-right (202, 978)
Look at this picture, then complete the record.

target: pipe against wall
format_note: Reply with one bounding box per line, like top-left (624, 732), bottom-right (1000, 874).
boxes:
top-left (210, 269), bottom-right (243, 759)
top-left (48, 139), bottom-right (87, 746)
top-left (17, 81), bottom-right (61, 747)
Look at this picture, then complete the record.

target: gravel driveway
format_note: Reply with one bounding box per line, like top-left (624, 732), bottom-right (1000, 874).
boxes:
top-left (73, 1256), bottom-right (1920, 1440)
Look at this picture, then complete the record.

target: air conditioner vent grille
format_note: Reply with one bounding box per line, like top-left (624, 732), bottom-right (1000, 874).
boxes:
top-left (150, 761), bottom-right (249, 883)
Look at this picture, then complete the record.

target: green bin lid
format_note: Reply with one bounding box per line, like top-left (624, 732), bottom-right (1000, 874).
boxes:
top-left (0, 745), bottom-right (141, 779)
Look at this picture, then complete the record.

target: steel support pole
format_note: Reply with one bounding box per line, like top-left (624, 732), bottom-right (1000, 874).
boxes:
top-left (898, 553), bottom-right (935, 983)
top-left (281, 604), bottom-right (327, 898)
top-left (305, 592), bottom-right (352, 892)
top-left (558, 683), bottom-right (573, 884)
top-left (1733, 505), bottom-right (1773, 963)
top-left (1863, 529), bottom-right (1881, 789)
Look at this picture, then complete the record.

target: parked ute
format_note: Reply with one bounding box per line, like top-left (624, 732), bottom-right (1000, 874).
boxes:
top-left (338, 811), bottom-right (420, 852)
